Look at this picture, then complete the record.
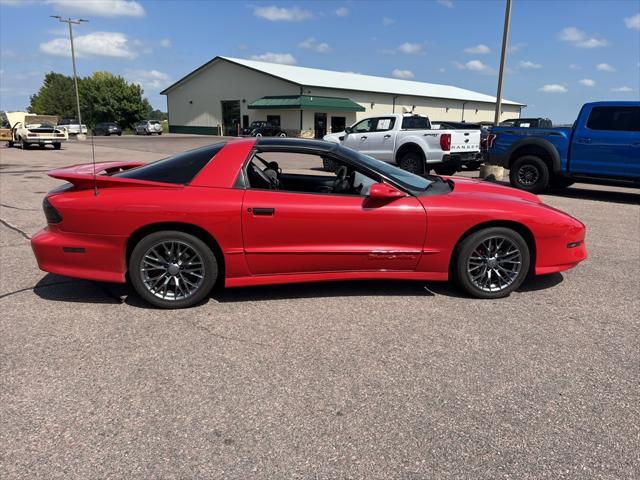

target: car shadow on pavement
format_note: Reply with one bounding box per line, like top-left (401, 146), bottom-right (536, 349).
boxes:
top-left (31, 272), bottom-right (564, 307)
top-left (544, 187), bottom-right (640, 205)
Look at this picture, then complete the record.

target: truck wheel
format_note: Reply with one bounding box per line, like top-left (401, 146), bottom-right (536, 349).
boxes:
top-left (433, 164), bottom-right (458, 176)
top-left (550, 177), bottom-right (575, 189)
top-left (509, 155), bottom-right (549, 193)
top-left (398, 152), bottom-right (424, 175)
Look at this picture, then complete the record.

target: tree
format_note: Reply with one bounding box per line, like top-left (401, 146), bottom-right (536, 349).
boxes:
top-left (28, 71), bottom-right (154, 128)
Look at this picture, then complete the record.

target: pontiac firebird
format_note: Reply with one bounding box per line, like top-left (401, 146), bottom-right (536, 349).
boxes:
top-left (31, 138), bottom-right (587, 308)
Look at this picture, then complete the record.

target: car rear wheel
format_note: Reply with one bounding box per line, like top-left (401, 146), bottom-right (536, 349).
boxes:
top-left (20, 138), bottom-right (29, 149)
top-left (278, 132), bottom-right (287, 137)
top-left (53, 143), bottom-right (61, 150)
top-left (509, 155), bottom-right (549, 193)
top-left (454, 227), bottom-right (530, 299)
top-left (433, 163), bottom-right (458, 176)
top-left (255, 133), bottom-right (263, 138)
top-left (129, 231), bottom-right (218, 309)
top-left (398, 151), bottom-right (424, 175)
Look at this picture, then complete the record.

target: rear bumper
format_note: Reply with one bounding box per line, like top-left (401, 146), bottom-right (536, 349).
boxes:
top-left (441, 152), bottom-right (483, 166)
top-left (31, 226), bottom-right (128, 283)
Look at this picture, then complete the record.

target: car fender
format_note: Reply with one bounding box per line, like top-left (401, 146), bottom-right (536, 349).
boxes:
top-left (505, 137), bottom-right (562, 172)
top-left (395, 135), bottom-right (430, 162)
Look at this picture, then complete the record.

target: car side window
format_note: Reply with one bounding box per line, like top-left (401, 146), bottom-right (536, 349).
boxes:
top-left (352, 119), bottom-right (374, 133)
top-left (586, 107), bottom-right (640, 132)
top-left (245, 151), bottom-right (379, 196)
top-left (374, 117), bottom-right (395, 132)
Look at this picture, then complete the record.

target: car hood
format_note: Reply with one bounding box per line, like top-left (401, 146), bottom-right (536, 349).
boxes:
top-left (445, 176), bottom-right (542, 204)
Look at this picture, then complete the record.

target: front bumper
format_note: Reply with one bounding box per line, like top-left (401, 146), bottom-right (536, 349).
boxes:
top-left (31, 226), bottom-right (128, 283)
top-left (534, 223), bottom-right (588, 275)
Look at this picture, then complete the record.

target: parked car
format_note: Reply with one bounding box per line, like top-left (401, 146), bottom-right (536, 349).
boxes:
top-left (58, 118), bottom-right (88, 136)
top-left (323, 114), bottom-right (481, 175)
top-left (32, 137), bottom-right (587, 308)
top-left (242, 121), bottom-right (286, 137)
top-left (487, 101), bottom-right (640, 192)
top-left (134, 120), bottom-right (163, 135)
top-left (7, 113), bottom-right (68, 150)
top-left (499, 118), bottom-right (553, 128)
top-left (431, 121), bottom-right (487, 169)
top-left (94, 122), bottom-right (122, 136)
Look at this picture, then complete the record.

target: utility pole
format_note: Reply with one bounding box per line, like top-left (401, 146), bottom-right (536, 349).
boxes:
top-left (494, 0), bottom-right (512, 126)
top-left (50, 16), bottom-right (88, 130)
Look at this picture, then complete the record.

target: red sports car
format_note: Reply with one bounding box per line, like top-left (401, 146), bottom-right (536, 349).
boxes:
top-left (31, 138), bottom-right (587, 308)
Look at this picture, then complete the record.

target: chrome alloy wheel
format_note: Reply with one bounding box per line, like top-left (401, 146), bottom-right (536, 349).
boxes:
top-left (140, 241), bottom-right (205, 301)
top-left (466, 236), bottom-right (523, 293)
top-left (517, 164), bottom-right (540, 186)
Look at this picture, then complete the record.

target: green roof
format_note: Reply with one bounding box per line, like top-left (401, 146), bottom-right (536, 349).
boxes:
top-left (248, 95), bottom-right (365, 112)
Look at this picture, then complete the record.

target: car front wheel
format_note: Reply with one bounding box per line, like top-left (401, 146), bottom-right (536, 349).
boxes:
top-left (454, 227), bottom-right (530, 299)
top-left (129, 231), bottom-right (219, 309)
top-left (398, 151), bottom-right (424, 175)
top-left (509, 155), bottom-right (550, 193)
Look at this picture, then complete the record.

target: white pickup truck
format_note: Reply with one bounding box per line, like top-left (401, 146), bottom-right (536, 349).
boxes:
top-left (323, 114), bottom-right (481, 175)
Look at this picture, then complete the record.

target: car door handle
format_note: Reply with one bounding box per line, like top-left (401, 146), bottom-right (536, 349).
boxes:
top-left (360, 136), bottom-right (367, 140)
top-left (249, 207), bottom-right (275, 216)
top-left (576, 137), bottom-right (592, 144)
top-left (384, 134), bottom-right (391, 138)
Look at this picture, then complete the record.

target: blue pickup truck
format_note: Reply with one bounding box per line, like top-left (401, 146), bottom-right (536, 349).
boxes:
top-left (487, 101), bottom-right (640, 193)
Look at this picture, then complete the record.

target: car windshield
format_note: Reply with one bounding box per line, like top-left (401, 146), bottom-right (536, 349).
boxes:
top-left (337, 146), bottom-right (433, 192)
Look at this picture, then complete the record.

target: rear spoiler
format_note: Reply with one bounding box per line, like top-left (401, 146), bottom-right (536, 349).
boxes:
top-left (47, 161), bottom-right (182, 190)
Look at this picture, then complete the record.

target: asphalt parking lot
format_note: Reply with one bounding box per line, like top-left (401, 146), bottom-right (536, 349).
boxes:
top-left (1, 135), bottom-right (639, 479)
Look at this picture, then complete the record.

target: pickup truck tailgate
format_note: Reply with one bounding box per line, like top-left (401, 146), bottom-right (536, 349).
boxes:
top-left (450, 130), bottom-right (481, 153)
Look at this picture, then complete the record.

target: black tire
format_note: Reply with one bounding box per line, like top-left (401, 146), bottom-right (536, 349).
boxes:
top-left (398, 151), bottom-right (424, 175)
top-left (129, 231), bottom-right (219, 309)
top-left (20, 138), bottom-right (29, 150)
top-left (433, 163), bottom-right (458, 176)
top-left (509, 155), bottom-right (550, 193)
top-left (158, 132), bottom-right (162, 135)
top-left (278, 132), bottom-right (287, 138)
top-left (8, 140), bottom-right (13, 148)
top-left (53, 143), bottom-right (61, 150)
top-left (454, 227), bottom-right (530, 299)
top-left (117, 133), bottom-right (122, 136)
top-left (550, 177), bottom-right (575, 189)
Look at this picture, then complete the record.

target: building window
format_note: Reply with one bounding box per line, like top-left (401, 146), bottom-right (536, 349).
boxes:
top-left (331, 116), bottom-right (346, 133)
top-left (267, 115), bottom-right (281, 126)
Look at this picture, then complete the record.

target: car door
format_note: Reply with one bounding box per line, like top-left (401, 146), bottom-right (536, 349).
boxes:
top-left (343, 118), bottom-right (375, 153)
top-left (570, 105), bottom-right (640, 179)
top-left (363, 116), bottom-right (396, 161)
top-left (240, 153), bottom-right (427, 276)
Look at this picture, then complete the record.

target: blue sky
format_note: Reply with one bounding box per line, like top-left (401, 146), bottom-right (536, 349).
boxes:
top-left (1, 0), bottom-right (638, 123)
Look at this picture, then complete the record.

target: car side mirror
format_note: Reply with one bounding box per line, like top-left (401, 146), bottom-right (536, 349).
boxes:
top-left (368, 182), bottom-right (405, 200)
top-left (344, 127), bottom-right (352, 134)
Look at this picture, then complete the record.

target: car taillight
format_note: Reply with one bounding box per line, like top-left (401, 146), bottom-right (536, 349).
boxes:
top-left (440, 133), bottom-right (451, 151)
top-left (56, 134), bottom-right (65, 137)
top-left (486, 133), bottom-right (497, 149)
top-left (42, 197), bottom-right (62, 224)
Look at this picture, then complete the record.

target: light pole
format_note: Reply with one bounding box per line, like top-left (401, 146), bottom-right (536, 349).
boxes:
top-left (50, 16), bottom-right (88, 131)
top-left (494, 0), bottom-right (512, 126)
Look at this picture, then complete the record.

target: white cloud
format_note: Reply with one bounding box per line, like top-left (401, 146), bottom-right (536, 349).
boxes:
top-left (455, 59), bottom-right (495, 74)
top-left (249, 52), bottom-right (297, 65)
top-left (438, 67), bottom-right (446, 73)
top-left (160, 38), bottom-right (171, 48)
top-left (611, 86), bottom-right (634, 92)
top-left (508, 42), bottom-right (527, 53)
top-left (392, 69), bottom-right (415, 79)
top-left (464, 44), bottom-right (490, 54)
top-left (39, 32), bottom-right (138, 59)
top-left (569, 63), bottom-right (581, 70)
top-left (47, 0), bottom-right (145, 18)
top-left (437, 0), bottom-right (454, 7)
top-left (596, 63), bottom-right (616, 72)
top-left (519, 60), bottom-right (542, 69)
top-left (298, 38), bottom-right (331, 53)
top-left (382, 17), bottom-right (395, 26)
top-left (125, 69), bottom-right (171, 91)
top-left (579, 78), bottom-right (595, 86)
top-left (558, 27), bottom-right (608, 48)
top-left (335, 6), bottom-right (348, 17)
top-left (624, 13), bottom-right (640, 30)
top-left (398, 42), bottom-right (424, 54)
top-left (253, 5), bottom-right (313, 21)
top-left (539, 84), bottom-right (568, 93)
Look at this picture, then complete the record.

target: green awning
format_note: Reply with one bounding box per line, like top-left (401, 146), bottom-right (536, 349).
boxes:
top-left (247, 95), bottom-right (365, 112)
